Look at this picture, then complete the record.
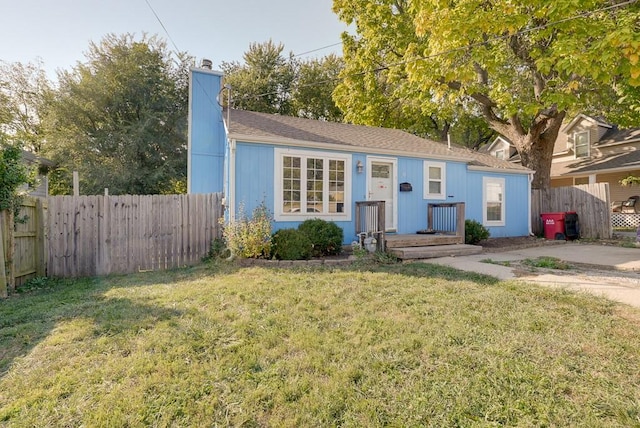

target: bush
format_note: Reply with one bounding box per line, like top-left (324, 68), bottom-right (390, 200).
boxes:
top-left (221, 203), bottom-right (272, 259)
top-left (298, 219), bottom-right (343, 257)
top-left (270, 228), bottom-right (313, 260)
top-left (465, 219), bottom-right (490, 245)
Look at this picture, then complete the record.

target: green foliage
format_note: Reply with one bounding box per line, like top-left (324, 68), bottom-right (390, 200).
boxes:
top-left (202, 237), bottom-right (228, 262)
top-left (465, 219), bottom-right (490, 245)
top-left (270, 228), bottom-right (313, 260)
top-left (0, 139), bottom-right (31, 218)
top-left (222, 41), bottom-right (344, 121)
top-left (222, 203), bottom-right (272, 259)
top-left (522, 257), bottom-right (569, 270)
top-left (620, 175), bottom-right (640, 187)
top-left (0, 59), bottom-right (51, 153)
top-left (42, 33), bottom-right (191, 195)
top-left (298, 218), bottom-right (343, 257)
top-left (222, 40), bottom-right (296, 115)
top-left (333, 0), bottom-right (640, 189)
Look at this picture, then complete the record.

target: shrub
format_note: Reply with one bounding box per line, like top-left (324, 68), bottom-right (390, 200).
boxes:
top-left (270, 228), bottom-right (313, 260)
top-left (221, 202), bottom-right (272, 259)
top-left (298, 219), bottom-right (343, 257)
top-left (465, 219), bottom-right (490, 245)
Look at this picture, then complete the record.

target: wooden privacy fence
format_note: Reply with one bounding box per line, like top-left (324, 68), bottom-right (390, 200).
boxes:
top-left (47, 193), bottom-right (223, 277)
top-left (0, 198), bottom-right (48, 297)
top-left (531, 183), bottom-right (611, 239)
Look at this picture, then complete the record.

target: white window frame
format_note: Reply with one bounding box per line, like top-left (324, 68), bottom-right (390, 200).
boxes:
top-left (483, 177), bottom-right (505, 227)
top-left (274, 148), bottom-right (352, 222)
top-left (423, 161), bottom-right (446, 200)
top-left (573, 130), bottom-right (590, 158)
top-left (494, 149), bottom-right (505, 160)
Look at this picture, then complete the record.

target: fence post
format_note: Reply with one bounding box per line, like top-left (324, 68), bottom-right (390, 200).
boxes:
top-left (0, 211), bottom-right (6, 298)
top-left (35, 198), bottom-right (46, 277)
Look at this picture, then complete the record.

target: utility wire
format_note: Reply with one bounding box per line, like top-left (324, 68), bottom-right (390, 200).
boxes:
top-left (144, 0), bottom-right (181, 54)
top-left (292, 41), bottom-right (344, 58)
top-left (236, 0), bottom-right (638, 103)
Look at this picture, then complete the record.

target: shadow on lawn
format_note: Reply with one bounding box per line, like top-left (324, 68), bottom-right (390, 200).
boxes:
top-left (0, 275), bottom-right (185, 381)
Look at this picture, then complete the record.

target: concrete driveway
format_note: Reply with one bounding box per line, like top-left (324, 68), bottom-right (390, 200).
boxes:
top-left (420, 242), bottom-right (640, 308)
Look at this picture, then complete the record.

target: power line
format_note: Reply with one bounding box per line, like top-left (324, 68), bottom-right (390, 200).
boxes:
top-left (143, 0), bottom-right (181, 53)
top-left (292, 42), bottom-right (343, 58)
top-left (236, 0), bottom-right (638, 103)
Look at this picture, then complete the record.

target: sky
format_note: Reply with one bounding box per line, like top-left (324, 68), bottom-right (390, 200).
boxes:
top-left (0, 0), bottom-right (350, 80)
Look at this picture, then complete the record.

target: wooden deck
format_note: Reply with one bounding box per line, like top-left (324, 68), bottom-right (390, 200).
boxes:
top-left (385, 233), bottom-right (482, 260)
top-left (385, 233), bottom-right (463, 248)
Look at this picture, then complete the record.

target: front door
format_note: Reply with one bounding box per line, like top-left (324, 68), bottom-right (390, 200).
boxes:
top-left (367, 157), bottom-right (397, 231)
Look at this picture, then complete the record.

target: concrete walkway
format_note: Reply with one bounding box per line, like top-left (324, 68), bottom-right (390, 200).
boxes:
top-left (420, 242), bottom-right (640, 308)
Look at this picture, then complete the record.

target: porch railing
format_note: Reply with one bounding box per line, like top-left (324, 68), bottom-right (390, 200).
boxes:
top-left (355, 201), bottom-right (385, 251)
top-left (428, 202), bottom-right (465, 243)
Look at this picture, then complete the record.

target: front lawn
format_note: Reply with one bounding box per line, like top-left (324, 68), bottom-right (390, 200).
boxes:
top-left (1, 261), bottom-right (640, 426)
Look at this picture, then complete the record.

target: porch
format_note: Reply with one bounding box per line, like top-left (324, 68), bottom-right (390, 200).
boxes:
top-left (355, 201), bottom-right (482, 260)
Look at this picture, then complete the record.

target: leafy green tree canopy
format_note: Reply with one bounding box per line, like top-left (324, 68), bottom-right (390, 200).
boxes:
top-left (42, 33), bottom-right (191, 195)
top-left (222, 41), bottom-right (345, 121)
top-left (0, 60), bottom-right (51, 153)
top-left (333, 0), bottom-right (640, 189)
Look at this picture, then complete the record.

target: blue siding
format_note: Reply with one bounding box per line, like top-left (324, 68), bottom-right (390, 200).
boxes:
top-left (466, 171), bottom-right (530, 237)
top-left (395, 159), bottom-right (468, 234)
top-left (188, 69), bottom-right (225, 194)
top-left (234, 143), bottom-right (275, 210)
top-left (227, 142), bottom-right (532, 244)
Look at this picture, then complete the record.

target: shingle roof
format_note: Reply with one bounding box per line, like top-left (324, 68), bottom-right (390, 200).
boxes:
top-left (226, 109), bottom-right (529, 172)
top-left (551, 150), bottom-right (640, 176)
top-left (597, 127), bottom-right (640, 145)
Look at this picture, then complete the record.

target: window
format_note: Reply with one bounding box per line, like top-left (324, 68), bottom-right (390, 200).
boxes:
top-left (275, 148), bottom-right (351, 221)
top-left (494, 149), bottom-right (505, 160)
top-left (423, 161), bottom-right (446, 199)
top-left (574, 177), bottom-right (589, 185)
top-left (573, 130), bottom-right (590, 158)
top-left (483, 177), bottom-right (505, 226)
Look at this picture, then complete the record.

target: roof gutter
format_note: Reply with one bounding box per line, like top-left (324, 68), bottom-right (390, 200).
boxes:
top-left (466, 165), bottom-right (533, 175)
top-left (227, 132), bottom-right (479, 164)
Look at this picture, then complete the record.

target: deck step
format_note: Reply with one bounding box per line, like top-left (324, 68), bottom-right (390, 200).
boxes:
top-left (390, 244), bottom-right (483, 260)
top-left (385, 234), bottom-right (463, 248)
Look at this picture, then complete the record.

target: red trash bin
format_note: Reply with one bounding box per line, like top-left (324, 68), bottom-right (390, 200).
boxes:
top-left (540, 212), bottom-right (566, 240)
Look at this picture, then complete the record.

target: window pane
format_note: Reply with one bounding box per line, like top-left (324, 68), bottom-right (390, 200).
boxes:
top-left (329, 160), bottom-right (345, 213)
top-left (282, 156), bottom-right (301, 213)
top-left (487, 203), bottom-right (502, 221)
top-left (429, 181), bottom-right (441, 194)
top-left (429, 166), bottom-right (441, 180)
top-left (372, 164), bottom-right (390, 178)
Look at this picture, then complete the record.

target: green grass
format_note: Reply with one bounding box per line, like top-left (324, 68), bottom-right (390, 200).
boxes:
top-left (522, 256), bottom-right (570, 270)
top-left (2, 261), bottom-right (640, 426)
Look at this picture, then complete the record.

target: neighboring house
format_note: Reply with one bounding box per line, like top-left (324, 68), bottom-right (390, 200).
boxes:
top-left (480, 136), bottom-right (519, 162)
top-left (20, 150), bottom-right (53, 198)
top-left (487, 114), bottom-right (640, 205)
top-left (188, 67), bottom-right (533, 243)
top-left (551, 114), bottom-right (640, 204)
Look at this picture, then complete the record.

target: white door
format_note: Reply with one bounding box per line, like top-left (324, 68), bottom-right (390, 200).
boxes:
top-left (368, 158), bottom-right (397, 231)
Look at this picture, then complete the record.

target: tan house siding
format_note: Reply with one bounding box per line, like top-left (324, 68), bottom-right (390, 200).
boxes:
top-left (551, 177), bottom-right (574, 187)
top-left (553, 131), bottom-right (569, 154)
top-left (597, 171), bottom-right (640, 203)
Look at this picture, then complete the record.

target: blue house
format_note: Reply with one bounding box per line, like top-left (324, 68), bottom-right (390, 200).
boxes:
top-left (188, 67), bottom-right (533, 250)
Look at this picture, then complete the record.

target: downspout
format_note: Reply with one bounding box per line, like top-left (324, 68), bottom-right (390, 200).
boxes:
top-left (229, 138), bottom-right (237, 222)
top-left (528, 172), bottom-right (533, 236)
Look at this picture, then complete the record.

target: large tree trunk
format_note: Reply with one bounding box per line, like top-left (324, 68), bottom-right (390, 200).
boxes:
top-left (484, 107), bottom-right (566, 190)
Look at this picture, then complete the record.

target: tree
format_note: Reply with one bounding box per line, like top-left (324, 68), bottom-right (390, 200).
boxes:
top-left (291, 54), bottom-right (344, 122)
top-left (221, 40), bottom-right (296, 115)
top-left (0, 60), bottom-right (51, 153)
top-left (42, 34), bottom-right (190, 195)
top-left (222, 41), bottom-right (345, 121)
top-left (333, 0), bottom-right (640, 189)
